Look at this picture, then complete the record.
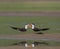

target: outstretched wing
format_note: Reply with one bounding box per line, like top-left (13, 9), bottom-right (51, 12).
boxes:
top-left (40, 28), bottom-right (49, 31)
top-left (12, 41), bottom-right (27, 46)
top-left (10, 26), bottom-right (27, 32)
top-left (33, 41), bottom-right (48, 46)
top-left (32, 27), bottom-right (49, 31)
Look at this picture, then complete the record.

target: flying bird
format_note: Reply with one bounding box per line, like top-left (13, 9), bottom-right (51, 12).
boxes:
top-left (9, 23), bottom-right (49, 34)
top-left (12, 41), bottom-right (48, 47)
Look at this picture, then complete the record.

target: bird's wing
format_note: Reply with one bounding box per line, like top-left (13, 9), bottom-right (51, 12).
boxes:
top-left (10, 26), bottom-right (27, 31)
top-left (32, 27), bottom-right (49, 31)
top-left (39, 28), bottom-right (49, 31)
top-left (33, 42), bottom-right (48, 46)
top-left (10, 26), bottom-right (19, 30)
top-left (12, 41), bottom-right (27, 46)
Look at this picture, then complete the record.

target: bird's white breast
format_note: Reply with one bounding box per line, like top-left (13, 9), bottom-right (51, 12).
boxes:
top-left (32, 24), bottom-right (35, 29)
top-left (25, 25), bottom-right (28, 29)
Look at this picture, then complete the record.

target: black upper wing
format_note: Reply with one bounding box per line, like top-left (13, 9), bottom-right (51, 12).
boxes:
top-left (10, 26), bottom-right (27, 32)
top-left (40, 28), bottom-right (49, 31)
top-left (33, 41), bottom-right (48, 46)
top-left (12, 41), bottom-right (27, 46)
top-left (32, 27), bottom-right (49, 31)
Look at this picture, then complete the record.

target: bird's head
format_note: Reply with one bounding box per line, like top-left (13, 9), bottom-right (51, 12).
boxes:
top-left (25, 23), bottom-right (35, 29)
top-left (28, 24), bottom-right (32, 28)
top-left (28, 23), bottom-right (35, 29)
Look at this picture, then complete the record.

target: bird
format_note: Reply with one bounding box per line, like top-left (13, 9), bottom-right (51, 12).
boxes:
top-left (12, 41), bottom-right (48, 47)
top-left (9, 23), bottom-right (49, 33)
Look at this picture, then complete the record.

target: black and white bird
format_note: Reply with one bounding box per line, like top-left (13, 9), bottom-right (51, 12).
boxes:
top-left (9, 23), bottom-right (49, 33)
top-left (12, 41), bottom-right (48, 47)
